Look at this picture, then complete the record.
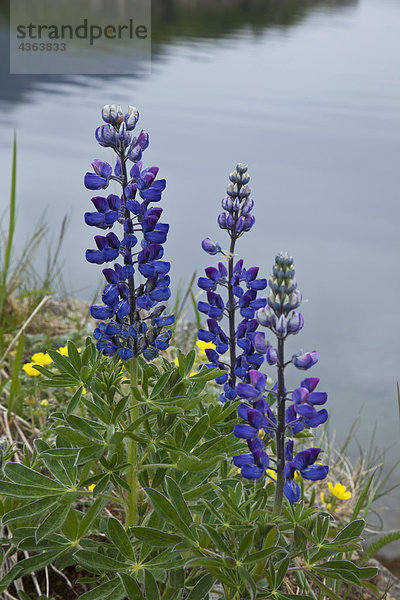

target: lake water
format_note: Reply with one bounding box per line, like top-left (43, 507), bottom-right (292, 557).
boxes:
top-left (0, 0), bottom-right (399, 547)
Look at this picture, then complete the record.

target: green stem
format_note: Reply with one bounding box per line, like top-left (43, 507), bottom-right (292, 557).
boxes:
top-left (273, 337), bottom-right (286, 516)
top-left (126, 356), bottom-right (139, 528)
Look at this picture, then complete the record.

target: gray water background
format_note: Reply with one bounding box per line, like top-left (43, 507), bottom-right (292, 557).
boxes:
top-left (0, 0), bottom-right (399, 549)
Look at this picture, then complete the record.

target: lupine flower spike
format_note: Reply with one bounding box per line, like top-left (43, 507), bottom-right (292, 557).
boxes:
top-left (198, 164), bottom-right (267, 402)
top-left (84, 104), bottom-right (174, 360)
top-left (233, 252), bottom-right (329, 511)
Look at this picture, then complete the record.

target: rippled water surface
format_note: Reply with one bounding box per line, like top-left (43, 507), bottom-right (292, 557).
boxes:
top-left (1, 0), bottom-right (400, 540)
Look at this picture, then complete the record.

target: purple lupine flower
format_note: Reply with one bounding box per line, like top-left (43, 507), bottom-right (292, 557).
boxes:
top-left (85, 105), bottom-right (174, 360)
top-left (198, 164), bottom-right (267, 402)
top-left (283, 441), bottom-right (329, 503)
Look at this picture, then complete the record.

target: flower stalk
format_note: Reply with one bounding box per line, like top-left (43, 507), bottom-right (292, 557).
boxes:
top-left (126, 355), bottom-right (139, 528)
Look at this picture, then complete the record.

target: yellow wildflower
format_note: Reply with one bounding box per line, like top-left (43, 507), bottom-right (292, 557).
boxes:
top-left (88, 484), bottom-right (96, 492)
top-left (174, 357), bottom-right (179, 366)
top-left (196, 340), bottom-right (216, 356)
top-left (328, 482), bottom-right (351, 500)
top-left (267, 469), bottom-right (277, 481)
top-left (31, 352), bottom-right (53, 366)
top-left (40, 399), bottom-right (49, 407)
top-left (22, 362), bottom-right (41, 377)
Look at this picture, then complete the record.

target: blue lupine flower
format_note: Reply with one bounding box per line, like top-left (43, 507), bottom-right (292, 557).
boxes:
top-left (283, 441), bottom-right (329, 503)
top-left (85, 105), bottom-right (174, 360)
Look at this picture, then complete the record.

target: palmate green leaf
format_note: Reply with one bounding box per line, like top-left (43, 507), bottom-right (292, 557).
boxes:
top-left (183, 414), bottom-right (210, 452)
top-left (165, 476), bottom-right (193, 527)
top-left (119, 573), bottom-right (146, 600)
top-left (238, 529), bottom-right (255, 560)
top-left (142, 549), bottom-right (186, 570)
top-left (2, 498), bottom-right (57, 524)
top-left (74, 550), bottom-right (130, 573)
top-left (4, 462), bottom-right (65, 489)
top-left (144, 570), bottom-right (160, 600)
top-left (186, 573), bottom-right (215, 600)
top-left (144, 488), bottom-right (197, 542)
top-left (130, 526), bottom-right (182, 547)
top-left (106, 517), bottom-right (135, 560)
top-left (0, 481), bottom-right (65, 498)
top-left (186, 557), bottom-right (236, 570)
top-left (79, 577), bottom-right (125, 600)
top-left (40, 376), bottom-right (78, 387)
top-left (35, 502), bottom-right (71, 543)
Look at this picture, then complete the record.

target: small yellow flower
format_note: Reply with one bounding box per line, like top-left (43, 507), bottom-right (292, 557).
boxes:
top-left (174, 357), bottom-right (179, 366)
top-left (267, 469), bottom-right (277, 481)
top-left (57, 346), bottom-right (68, 356)
top-left (189, 372), bottom-right (197, 377)
top-left (196, 340), bottom-right (216, 356)
top-left (237, 468), bottom-right (242, 475)
top-left (258, 428), bottom-right (265, 439)
top-left (328, 482), bottom-right (351, 500)
top-left (82, 387), bottom-right (87, 395)
top-left (88, 484), bottom-right (96, 492)
top-left (40, 399), bottom-right (49, 407)
top-left (31, 352), bottom-right (53, 366)
top-left (22, 362), bottom-right (41, 377)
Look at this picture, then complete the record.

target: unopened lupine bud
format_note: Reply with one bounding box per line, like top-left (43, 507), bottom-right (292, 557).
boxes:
top-left (256, 306), bottom-right (276, 329)
top-left (266, 344), bottom-right (278, 365)
top-left (218, 213), bottom-right (227, 229)
top-left (201, 237), bottom-right (222, 255)
top-left (226, 214), bottom-right (235, 229)
top-left (222, 196), bottom-right (233, 211)
top-left (238, 185), bottom-right (251, 199)
top-left (287, 311), bottom-right (304, 335)
top-left (292, 350), bottom-right (318, 370)
top-left (276, 314), bottom-right (287, 336)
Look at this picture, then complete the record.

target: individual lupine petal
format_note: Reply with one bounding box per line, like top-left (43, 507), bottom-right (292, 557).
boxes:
top-left (246, 408), bottom-right (265, 429)
top-left (233, 453), bottom-right (255, 467)
top-left (283, 478), bottom-right (301, 504)
top-left (252, 332), bottom-right (267, 354)
top-left (287, 311), bottom-right (304, 335)
top-left (85, 212), bottom-right (107, 227)
top-left (233, 424), bottom-right (259, 439)
top-left (86, 249), bottom-right (104, 264)
top-left (241, 464), bottom-right (265, 480)
top-left (236, 382), bottom-right (260, 399)
top-left (307, 392), bottom-right (328, 405)
top-left (300, 377), bottom-right (320, 393)
top-left (292, 387), bottom-right (309, 404)
top-left (301, 464), bottom-right (329, 480)
top-left (102, 284), bottom-right (119, 307)
top-left (303, 408), bottom-right (328, 428)
top-left (198, 277), bottom-right (217, 291)
top-left (247, 353), bottom-right (264, 366)
top-left (293, 350), bottom-right (319, 370)
top-left (197, 329), bottom-right (215, 343)
top-left (295, 404), bottom-right (315, 419)
top-left (293, 448), bottom-right (322, 471)
top-left (90, 305), bottom-right (115, 319)
top-left (285, 405), bottom-right (304, 435)
top-left (249, 369), bottom-right (267, 391)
